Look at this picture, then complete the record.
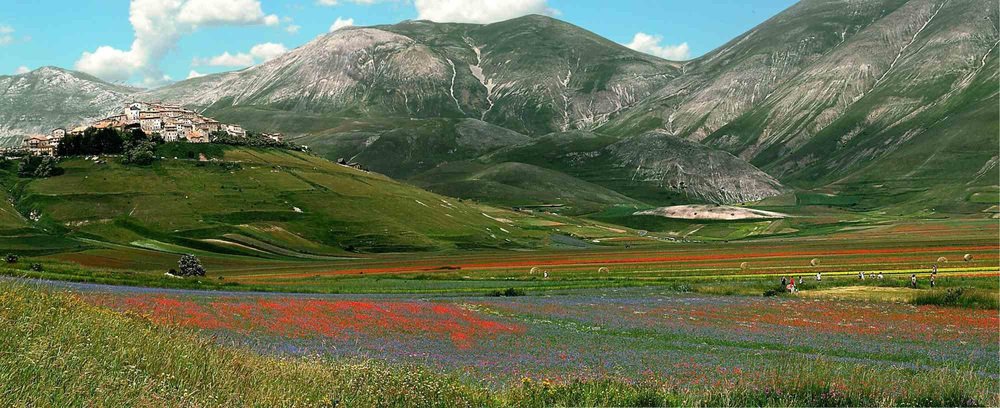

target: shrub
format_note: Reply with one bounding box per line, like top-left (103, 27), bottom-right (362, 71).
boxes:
top-left (29, 263), bottom-right (43, 272)
top-left (488, 288), bottom-right (525, 297)
top-left (122, 141), bottom-right (156, 165)
top-left (17, 156), bottom-right (62, 178)
top-left (4, 254), bottom-right (17, 264)
top-left (177, 254), bottom-right (206, 277)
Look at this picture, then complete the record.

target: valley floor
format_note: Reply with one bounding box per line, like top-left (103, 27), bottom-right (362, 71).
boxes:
top-left (2, 217), bottom-right (998, 406)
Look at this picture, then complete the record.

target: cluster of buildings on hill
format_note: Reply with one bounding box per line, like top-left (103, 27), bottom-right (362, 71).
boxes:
top-left (17, 102), bottom-right (283, 156)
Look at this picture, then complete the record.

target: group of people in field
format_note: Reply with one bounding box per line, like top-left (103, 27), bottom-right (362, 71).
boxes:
top-left (780, 264), bottom-right (940, 291)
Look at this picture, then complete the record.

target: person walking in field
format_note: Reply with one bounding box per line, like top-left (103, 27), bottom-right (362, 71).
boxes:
top-left (859, 271), bottom-right (865, 280)
top-left (930, 275), bottom-right (936, 288)
top-left (816, 272), bottom-right (822, 282)
top-left (781, 276), bottom-right (787, 287)
top-left (910, 274), bottom-right (918, 288)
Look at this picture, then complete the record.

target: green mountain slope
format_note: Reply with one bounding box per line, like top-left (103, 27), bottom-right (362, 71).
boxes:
top-left (411, 161), bottom-right (644, 214)
top-left (2, 146), bottom-right (552, 254)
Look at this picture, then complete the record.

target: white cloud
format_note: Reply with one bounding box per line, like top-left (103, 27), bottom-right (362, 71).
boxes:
top-left (194, 51), bottom-right (255, 67)
top-left (0, 25), bottom-right (15, 46)
top-left (250, 42), bottom-right (288, 62)
top-left (187, 70), bottom-right (206, 79)
top-left (625, 32), bottom-right (690, 60)
top-left (329, 17), bottom-right (354, 32)
top-left (286, 24), bottom-right (301, 34)
top-left (178, 0), bottom-right (277, 27)
top-left (76, 46), bottom-right (143, 83)
top-left (414, 0), bottom-right (556, 24)
top-left (193, 42), bottom-right (287, 68)
top-left (15, 66), bottom-right (31, 75)
top-left (75, 0), bottom-right (280, 84)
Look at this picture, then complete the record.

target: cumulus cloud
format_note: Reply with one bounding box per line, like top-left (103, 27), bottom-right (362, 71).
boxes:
top-left (194, 51), bottom-right (255, 67)
top-left (0, 25), bottom-right (15, 46)
top-left (76, 46), bottom-right (143, 83)
top-left (249, 42), bottom-right (288, 62)
top-left (75, 0), bottom-right (280, 84)
top-left (286, 24), bottom-right (301, 34)
top-left (193, 42), bottom-right (288, 68)
top-left (15, 66), bottom-right (31, 75)
top-left (178, 0), bottom-right (278, 27)
top-left (625, 32), bottom-right (690, 60)
top-left (414, 0), bottom-right (556, 24)
top-left (329, 17), bottom-right (355, 32)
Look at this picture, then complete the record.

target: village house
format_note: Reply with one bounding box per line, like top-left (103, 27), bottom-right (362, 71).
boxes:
top-left (23, 135), bottom-right (55, 156)
top-left (187, 129), bottom-right (210, 143)
top-left (163, 125), bottom-right (179, 142)
top-left (138, 111), bottom-right (164, 133)
top-left (225, 124), bottom-right (246, 138)
top-left (262, 133), bottom-right (285, 143)
top-left (45, 101), bottom-right (256, 154)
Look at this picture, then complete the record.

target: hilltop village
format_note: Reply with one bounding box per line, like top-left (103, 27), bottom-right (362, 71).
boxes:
top-left (19, 102), bottom-right (283, 156)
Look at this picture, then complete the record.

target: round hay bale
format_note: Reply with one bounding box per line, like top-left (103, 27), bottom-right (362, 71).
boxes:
top-left (529, 267), bottom-right (539, 275)
top-left (740, 262), bottom-right (749, 270)
top-left (598, 267), bottom-right (610, 274)
top-left (964, 254), bottom-right (973, 262)
top-left (810, 258), bottom-right (820, 267)
top-left (936, 256), bottom-right (948, 264)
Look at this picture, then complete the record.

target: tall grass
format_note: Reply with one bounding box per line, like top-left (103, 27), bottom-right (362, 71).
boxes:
top-left (1, 281), bottom-right (996, 407)
top-left (912, 287), bottom-right (999, 309)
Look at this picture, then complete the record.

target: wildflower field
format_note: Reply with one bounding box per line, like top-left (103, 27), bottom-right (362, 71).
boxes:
top-left (59, 279), bottom-right (997, 406)
top-left (2, 218), bottom-right (998, 406)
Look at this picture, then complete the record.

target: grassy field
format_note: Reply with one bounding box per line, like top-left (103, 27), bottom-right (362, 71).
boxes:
top-left (1, 146), bottom-right (997, 406)
top-left (3, 280), bottom-right (997, 407)
top-left (1, 145), bottom-right (647, 256)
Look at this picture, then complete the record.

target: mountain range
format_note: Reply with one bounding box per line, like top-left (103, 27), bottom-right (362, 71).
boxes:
top-left (1, 0), bottom-right (996, 214)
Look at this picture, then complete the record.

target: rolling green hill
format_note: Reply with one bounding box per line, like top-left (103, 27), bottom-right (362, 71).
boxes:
top-left (1, 146), bottom-right (561, 256)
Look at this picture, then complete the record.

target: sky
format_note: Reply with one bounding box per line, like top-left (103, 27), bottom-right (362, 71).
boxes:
top-left (0, 0), bottom-right (797, 87)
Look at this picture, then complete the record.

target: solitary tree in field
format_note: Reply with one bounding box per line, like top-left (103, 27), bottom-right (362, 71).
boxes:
top-left (178, 254), bottom-right (206, 277)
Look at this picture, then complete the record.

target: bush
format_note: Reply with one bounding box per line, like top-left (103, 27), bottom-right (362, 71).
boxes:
top-left (4, 254), bottom-right (17, 264)
top-left (177, 254), bottom-right (206, 277)
top-left (17, 156), bottom-right (63, 178)
top-left (122, 141), bottom-right (156, 165)
top-left (29, 263), bottom-right (43, 272)
top-left (488, 287), bottom-right (525, 297)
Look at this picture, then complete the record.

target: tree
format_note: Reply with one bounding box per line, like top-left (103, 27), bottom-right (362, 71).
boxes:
top-left (123, 141), bottom-right (156, 165)
top-left (17, 156), bottom-right (62, 178)
top-left (57, 127), bottom-right (125, 156)
top-left (177, 254), bottom-right (206, 277)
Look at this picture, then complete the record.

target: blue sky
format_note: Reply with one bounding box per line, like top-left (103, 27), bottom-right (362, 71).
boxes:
top-left (0, 0), bottom-right (797, 86)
